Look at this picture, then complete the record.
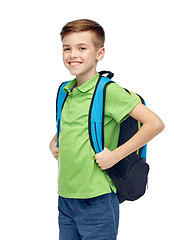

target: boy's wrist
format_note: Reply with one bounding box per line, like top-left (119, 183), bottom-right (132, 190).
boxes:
top-left (112, 147), bottom-right (123, 164)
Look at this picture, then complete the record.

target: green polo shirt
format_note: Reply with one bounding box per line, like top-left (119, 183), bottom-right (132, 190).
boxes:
top-left (57, 73), bottom-right (139, 199)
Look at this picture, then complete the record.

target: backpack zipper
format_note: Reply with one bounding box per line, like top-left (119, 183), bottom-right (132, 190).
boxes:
top-left (94, 122), bottom-right (101, 153)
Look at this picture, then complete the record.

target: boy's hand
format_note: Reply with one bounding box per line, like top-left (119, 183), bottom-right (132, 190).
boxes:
top-left (94, 147), bottom-right (118, 170)
top-left (49, 134), bottom-right (59, 160)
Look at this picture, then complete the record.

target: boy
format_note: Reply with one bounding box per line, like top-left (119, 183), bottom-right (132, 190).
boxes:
top-left (49, 19), bottom-right (164, 240)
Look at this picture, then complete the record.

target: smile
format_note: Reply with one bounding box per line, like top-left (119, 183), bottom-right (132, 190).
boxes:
top-left (68, 62), bottom-right (82, 67)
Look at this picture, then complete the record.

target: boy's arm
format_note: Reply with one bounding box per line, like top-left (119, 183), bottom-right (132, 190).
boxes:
top-left (95, 103), bottom-right (165, 170)
top-left (49, 133), bottom-right (59, 160)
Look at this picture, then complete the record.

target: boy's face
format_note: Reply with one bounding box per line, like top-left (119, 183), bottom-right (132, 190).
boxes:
top-left (62, 31), bottom-right (104, 80)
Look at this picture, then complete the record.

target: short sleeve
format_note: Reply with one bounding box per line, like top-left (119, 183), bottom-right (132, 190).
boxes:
top-left (105, 82), bottom-right (140, 124)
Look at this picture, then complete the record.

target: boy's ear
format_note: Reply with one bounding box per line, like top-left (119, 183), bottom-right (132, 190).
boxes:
top-left (96, 47), bottom-right (105, 61)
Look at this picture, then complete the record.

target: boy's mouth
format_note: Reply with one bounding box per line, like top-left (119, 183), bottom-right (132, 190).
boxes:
top-left (68, 61), bottom-right (82, 67)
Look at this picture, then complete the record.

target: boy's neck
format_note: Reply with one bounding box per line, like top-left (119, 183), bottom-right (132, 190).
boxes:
top-left (76, 70), bottom-right (98, 87)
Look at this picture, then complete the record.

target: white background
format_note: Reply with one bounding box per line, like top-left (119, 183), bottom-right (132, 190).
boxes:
top-left (0, 0), bottom-right (173, 239)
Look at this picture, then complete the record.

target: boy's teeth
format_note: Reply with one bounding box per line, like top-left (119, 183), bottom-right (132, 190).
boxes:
top-left (70, 62), bottom-right (81, 66)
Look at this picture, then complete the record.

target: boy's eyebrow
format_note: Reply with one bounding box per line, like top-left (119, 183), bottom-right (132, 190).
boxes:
top-left (77, 43), bottom-right (88, 46)
top-left (63, 44), bottom-right (70, 47)
top-left (63, 43), bottom-right (88, 47)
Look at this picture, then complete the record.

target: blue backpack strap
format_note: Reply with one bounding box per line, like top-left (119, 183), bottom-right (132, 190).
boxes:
top-left (140, 99), bottom-right (147, 159)
top-left (88, 73), bottom-right (114, 153)
top-left (134, 94), bottom-right (147, 159)
top-left (141, 144), bottom-right (147, 159)
top-left (120, 90), bottom-right (147, 160)
top-left (56, 81), bottom-right (70, 147)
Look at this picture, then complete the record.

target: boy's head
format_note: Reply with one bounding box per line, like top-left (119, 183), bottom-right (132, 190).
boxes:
top-left (60, 19), bottom-right (105, 50)
top-left (60, 19), bottom-right (105, 80)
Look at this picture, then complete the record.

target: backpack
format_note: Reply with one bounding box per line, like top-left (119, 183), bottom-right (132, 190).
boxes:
top-left (56, 71), bottom-right (149, 203)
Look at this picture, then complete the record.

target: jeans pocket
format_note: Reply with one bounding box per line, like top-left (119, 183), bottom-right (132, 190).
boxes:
top-left (83, 194), bottom-right (107, 208)
top-left (110, 193), bottom-right (119, 233)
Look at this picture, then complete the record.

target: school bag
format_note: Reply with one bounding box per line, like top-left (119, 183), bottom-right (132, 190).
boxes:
top-left (56, 71), bottom-right (149, 204)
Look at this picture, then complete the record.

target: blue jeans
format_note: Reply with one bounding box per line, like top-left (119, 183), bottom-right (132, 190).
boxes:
top-left (58, 191), bottom-right (119, 240)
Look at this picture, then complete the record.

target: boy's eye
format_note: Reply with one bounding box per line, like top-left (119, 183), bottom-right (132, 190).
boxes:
top-left (80, 47), bottom-right (86, 51)
top-left (63, 48), bottom-right (71, 51)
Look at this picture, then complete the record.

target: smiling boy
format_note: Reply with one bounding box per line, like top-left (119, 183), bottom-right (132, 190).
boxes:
top-left (49, 19), bottom-right (164, 240)
top-left (62, 29), bottom-right (104, 87)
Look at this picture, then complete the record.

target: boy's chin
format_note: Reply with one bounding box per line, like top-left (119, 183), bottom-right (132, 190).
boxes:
top-left (69, 69), bottom-right (83, 77)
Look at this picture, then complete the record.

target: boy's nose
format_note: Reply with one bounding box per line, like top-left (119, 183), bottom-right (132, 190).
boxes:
top-left (70, 49), bottom-right (78, 59)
